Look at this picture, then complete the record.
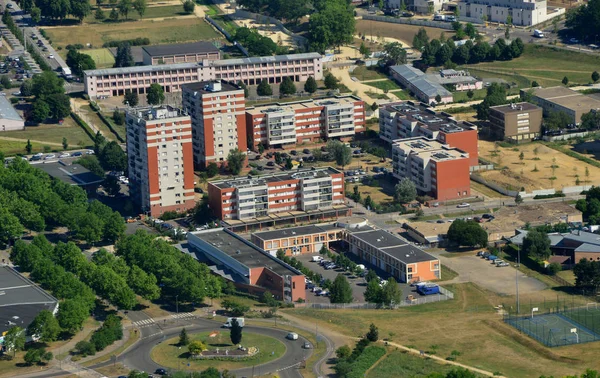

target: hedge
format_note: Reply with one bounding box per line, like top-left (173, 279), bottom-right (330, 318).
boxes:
top-left (347, 346), bottom-right (386, 378)
top-left (71, 112), bottom-right (95, 140)
top-left (102, 38), bottom-right (150, 48)
top-left (27, 44), bottom-right (52, 71)
top-left (96, 109), bottom-right (125, 143)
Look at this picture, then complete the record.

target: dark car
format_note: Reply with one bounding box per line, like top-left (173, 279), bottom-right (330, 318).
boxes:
top-left (29, 155), bottom-right (41, 161)
top-left (281, 153), bottom-right (289, 158)
top-left (255, 155), bottom-right (261, 160)
top-left (194, 187), bottom-right (204, 193)
top-left (291, 150), bottom-right (297, 155)
top-left (482, 213), bottom-right (492, 219)
top-left (72, 151), bottom-right (83, 157)
top-left (303, 148), bottom-right (310, 154)
top-left (257, 165), bottom-right (264, 170)
top-left (155, 368), bottom-right (167, 375)
top-left (266, 152), bottom-right (273, 158)
top-left (267, 161), bottom-right (275, 166)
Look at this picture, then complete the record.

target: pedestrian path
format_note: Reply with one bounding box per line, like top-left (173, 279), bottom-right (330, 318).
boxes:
top-left (171, 312), bottom-right (196, 320)
top-left (132, 318), bottom-right (156, 328)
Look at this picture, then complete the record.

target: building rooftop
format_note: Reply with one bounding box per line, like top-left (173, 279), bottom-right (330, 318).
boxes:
top-left (490, 102), bottom-right (541, 114)
top-left (190, 229), bottom-right (301, 277)
top-left (0, 266), bottom-right (58, 335)
top-left (0, 95), bottom-right (23, 122)
top-left (246, 95), bottom-right (360, 116)
top-left (182, 80), bottom-right (242, 94)
top-left (84, 52), bottom-right (322, 76)
top-left (126, 105), bottom-right (187, 121)
top-left (211, 167), bottom-right (341, 189)
top-left (252, 225), bottom-right (335, 241)
top-left (528, 86), bottom-right (600, 112)
top-left (390, 65), bottom-right (452, 98)
top-left (34, 161), bottom-right (104, 186)
top-left (382, 101), bottom-right (476, 133)
top-left (348, 228), bottom-right (438, 264)
top-left (393, 137), bottom-right (469, 161)
top-left (426, 69), bottom-right (480, 86)
top-left (142, 41), bottom-right (220, 57)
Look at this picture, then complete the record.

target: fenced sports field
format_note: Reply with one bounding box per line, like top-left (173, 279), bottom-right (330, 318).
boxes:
top-left (504, 303), bottom-right (600, 347)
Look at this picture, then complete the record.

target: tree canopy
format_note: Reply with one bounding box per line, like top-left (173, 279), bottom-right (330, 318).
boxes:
top-left (476, 83), bottom-right (507, 120)
top-left (329, 274), bottom-right (353, 303)
top-left (566, 0), bottom-right (600, 41)
top-left (147, 84), bottom-right (165, 105)
top-left (227, 148), bottom-right (245, 175)
top-left (522, 229), bottom-right (551, 260)
top-left (447, 219), bottom-right (488, 247)
top-left (325, 140), bottom-right (352, 169)
top-left (308, 0), bottom-right (355, 52)
top-left (394, 178), bottom-right (417, 203)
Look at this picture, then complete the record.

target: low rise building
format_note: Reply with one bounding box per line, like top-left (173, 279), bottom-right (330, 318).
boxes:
top-left (392, 137), bottom-right (471, 201)
top-left (180, 229), bottom-right (305, 302)
top-left (390, 65), bottom-right (453, 105)
top-left (523, 86), bottom-right (600, 125)
top-left (457, 0), bottom-right (564, 26)
top-left (426, 69), bottom-right (483, 92)
top-left (489, 102), bottom-right (543, 142)
top-left (404, 221), bottom-right (452, 247)
top-left (142, 42), bottom-right (221, 65)
top-left (207, 167), bottom-right (345, 221)
top-left (385, 0), bottom-right (444, 13)
top-left (126, 105), bottom-right (195, 217)
top-left (0, 95), bottom-right (24, 131)
top-left (252, 224), bottom-right (347, 256)
top-left (245, 96), bottom-right (366, 150)
top-left (379, 101), bottom-right (479, 166)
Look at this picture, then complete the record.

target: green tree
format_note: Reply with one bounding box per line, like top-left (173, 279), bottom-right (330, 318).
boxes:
top-left (110, 7), bottom-right (119, 21)
top-left (257, 79), bottom-right (273, 96)
top-left (26, 139), bottom-right (32, 154)
top-left (336, 345), bottom-right (352, 359)
top-left (99, 141), bottom-right (127, 171)
top-left (20, 80), bottom-right (33, 96)
top-left (308, 0), bottom-right (355, 51)
top-left (522, 229), bottom-right (551, 260)
top-left (27, 310), bottom-right (61, 343)
top-left (359, 42), bottom-right (371, 58)
top-left (206, 162), bottom-right (219, 177)
top-left (57, 298), bottom-right (91, 334)
top-left (146, 83), bottom-right (165, 105)
top-left (29, 99), bottom-right (50, 124)
top-left (476, 83), bottom-right (507, 120)
top-left (230, 318), bottom-right (243, 344)
top-left (237, 80), bottom-right (249, 97)
top-left (394, 178), bottom-right (417, 203)
top-left (581, 110), bottom-right (600, 130)
top-left (62, 137), bottom-right (69, 150)
top-left (124, 90), bottom-right (139, 106)
top-left (0, 207), bottom-right (24, 245)
top-left (179, 327), bottom-right (190, 346)
top-left (324, 72), bottom-right (338, 90)
top-left (381, 277), bottom-right (402, 306)
top-left (183, 0), bottom-right (195, 13)
top-left (114, 43), bottom-right (134, 68)
top-left (464, 22), bottom-right (477, 38)
top-left (128, 265), bottom-right (160, 300)
top-left (188, 340), bottom-right (207, 354)
top-left (226, 148), bottom-right (245, 175)
top-left (326, 140), bottom-right (352, 170)
top-left (118, 0), bottom-right (131, 19)
top-left (364, 278), bottom-right (382, 304)
top-left (304, 76), bottom-right (318, 94)
top-left (562, 76), bottom-right (569, 86)
top-left (285, 157), bottom-right (293, 170)
top-left (46, 94), bottom-right (71, 120)
top-left (446, 368), bottom-right (477, 378)
top-left (95, 7), bottom-right (106, 20)
top-left (382, 42), bottom-right (407, 66)
top-left (133, 0), bottom-right (146, 18)
top-left (329, 274), bottom-right (353, 303)
top-left (4, 326), bottom-right (26, 356)
top-left (412, 27), bottom-right (429, 51)
top-left (75, 341), bottom-right (96, 356)
top-left (447, 219), bottom-right (488, 248)
top-left (366, 323), bottom-right (378, 342)
top-left (593, 71), bottom-right (600, 83)
top-left (515, 193), bottom-right (523, 205)
top-left (280, 77), bottom-right (296, 96)
top-left (545, 111), bottom-right (572, 131)
top-left (24, 348), bottom-right (44, 365)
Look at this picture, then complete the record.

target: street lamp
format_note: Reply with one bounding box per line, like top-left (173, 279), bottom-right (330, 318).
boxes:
top-left (516, 243), bottom-right (521, 314)
top-left (176, 295), bottom-right (179, 324)
top-left (571, 328), bottom-right (579, 343)
top-left (531, 307), bottom-right (538, 319)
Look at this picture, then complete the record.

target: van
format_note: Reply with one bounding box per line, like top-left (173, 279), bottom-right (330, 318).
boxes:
top-left (446, 15), bottom-right (456, 22)
top-left (286, 332), bottom-right (299, 340)
top-left (533, 29), bottom-right (544, 38)
top-left (312, 256), bottom-right (323, 262)
top-left (433, 14), bottom-right (445, 21)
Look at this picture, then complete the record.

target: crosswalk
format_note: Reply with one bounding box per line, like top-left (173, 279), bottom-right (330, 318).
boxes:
top-left (171, 312), bottom-right (196, 320)
top-left (132, 318), bottom-right (156, 328)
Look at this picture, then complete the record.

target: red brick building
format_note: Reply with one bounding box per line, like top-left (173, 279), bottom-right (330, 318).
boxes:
top-left (245, 96), bottom-right (366, 150)
top-left (207, 167), bottom-right (345, 221)
top-left (182, 81), bottom-right (247, 168)
top-left (125, 106), bottom-right (195, 217)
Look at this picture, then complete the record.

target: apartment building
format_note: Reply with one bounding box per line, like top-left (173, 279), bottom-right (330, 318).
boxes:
top-left (245, 96), bottom-right (366, 150)
top-left (84, 52), bottom-right (323, 98)
top-left (126, 105), bottom-right (195, 217)
top-left (142, 42), bottom-right (221, 66)
top-left (181, 81), bottom-right (246, 168)
top-left (207, 167), bottom-right (345, 221)
top-left (489, 102), bottom-right (543, 142)
top-left (457, 0), bottom-right (564, 26)
top-left (392, 137), bottom-right (471, 201)
top-left (181, 229), bottom-right (305, 302)
top-left (522, 86), bottom-right (600, 125)
top-left (379, 101), bottom-right (478, 166)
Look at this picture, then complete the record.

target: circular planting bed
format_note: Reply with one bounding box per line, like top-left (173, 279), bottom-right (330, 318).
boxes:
top-left (150, 331), bottom-right (286, 371)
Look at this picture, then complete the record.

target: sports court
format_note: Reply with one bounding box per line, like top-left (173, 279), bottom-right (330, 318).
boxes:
top-left (505, 304), bottom-right (600, 347)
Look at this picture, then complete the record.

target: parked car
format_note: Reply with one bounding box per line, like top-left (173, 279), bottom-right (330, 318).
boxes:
top-left (482, 213), bottom-right (492, 219)
top-left (86, 150), bottom-right (95, 155)
top-left (267, 161), bottom-right (275, 166)
top-left (303, 148), bottom-right (310, 154)
top-left (497, 262), bottom-right (510, 267)
top-left (155, 369), bottom-right (167, 376)
top-left (291, 150), bottom-right (297, 155)
top-left (488, 255), bottom-right (498, 261)
top-left (457, 203), bottom-right (470, 208)
top-left (303, 341), bottom-right (312, 349)
top-left (48, 54), bottom-right (54, 59)
top-left (44, 154), bottom-right (56, 160)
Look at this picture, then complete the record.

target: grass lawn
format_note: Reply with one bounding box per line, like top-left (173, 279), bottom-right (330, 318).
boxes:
top-left (352, 66), bottom-right (388, 81)
top-left (2, 118), bottom-right (94, 149)
top-left (211, 15), bottom-right (238, 35)
top-left (390, 90), bottom-right (413, 100)
top-left (438, 264), bottom-right (459, 282)
top-left (80, 105), bottom-right (119, 141)
top-left (0, 138), bottom-right (49, 156)
top-left (367, 349), bottom-right (484, 377)
top-left (453, 88), bottom-right (487, 103)
top-left (150, 331), bottom-right (286, 371)
top-left (464, 67), bottom-right (530, 92)
top-left (45, 18), bottom-right (222, 50)
top-left (81, 328), bottom-right (141, 366)
top-left (84, 5), bottom-right (188, 23)
top-left (364, 91), bottom-right (389, 100)
top-left (83, 48), bottom-right (115, 68)
top-left (286, 282), bottom-right (600, 378)
top-left (556, 270), bottom-right (576, 285)
top-left (196, 0), bottom-right (222, 16)
top-left (364, 79), bottom-right (401, 92)
top-left (466, 45), bottom-right (600, 87)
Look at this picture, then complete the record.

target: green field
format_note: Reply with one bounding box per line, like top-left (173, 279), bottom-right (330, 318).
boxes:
top-left (353, 66), bottom-right (388, 81)
top-left (84, 5), bottom-right (187, 23)
top-left (0, 138), bottom-right (49, 156)
top-left (367, 349), bottom-right (484, 377)
top-left (390, 90), bottom-right (414, 100)
top-left (45, 18), bottom-right (222, 49)
top-left (364, 79), bottom-right (401, 92)
top-left (465, 45), bottom-right (600, 87)
top-left (2, 118), bottom-right (94, 151)
top-left (83, 48), bottom-right (115, 68)
top-left (453, 88), bottom-right (487, 102)
top-left (150, 331), bottom-right (286, 371)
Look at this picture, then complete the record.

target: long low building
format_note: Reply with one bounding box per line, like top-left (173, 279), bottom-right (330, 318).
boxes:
top-left (523, 86), bottom-right (600, 125)
top-left (142, 42), bottom-right (221, 66)
top-left (84, 52), bottom-right (323, 98)
top-left (390, 65), bottom-right (453, 105)
top-left (180, 229), bottom-right (305, 302)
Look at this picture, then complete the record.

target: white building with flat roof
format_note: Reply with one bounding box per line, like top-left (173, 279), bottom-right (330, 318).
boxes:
top-left (457, 0), bottom-right (564, 26)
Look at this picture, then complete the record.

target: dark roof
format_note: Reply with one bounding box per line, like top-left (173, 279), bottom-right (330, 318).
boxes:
top-left (34, 161), bottom-right (104, 186)
top-left (0, 266), bottom-right (58, 335)
top-left (349, 229), bottom-right (407, 249)
top-left (348, 228), bottom-right (438, 264)
top-left (382, 101), bottom-right (475, 133)
top-left (142, 42), bottom-right (219, 57)
top-left (253, 225), bottom-right (333, 241)
top-left (381, 245), bottom-right (439, 264)
top-left (191, 230), bottom-right (302, 277)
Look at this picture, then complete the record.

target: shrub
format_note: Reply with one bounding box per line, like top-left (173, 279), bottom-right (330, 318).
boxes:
top-left (547, 262), bottom-right (562, 275)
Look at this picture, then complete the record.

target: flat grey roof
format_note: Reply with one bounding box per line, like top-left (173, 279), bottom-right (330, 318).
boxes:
top-left (35, 161), bottom-right (104, 186)
top-left (490, 102), bottom-right (541, 114)
top-left (390, 64), bottom-right (452, 98)
top-left (192, 230), bottom-right (301, 277)
top-left (142, 41), bottom-right (219, 57)
top-left (253, 225), bottom-right (334, 241)
top-left (383, 244), bottom-right (439, 264)
top-left (0, 95), bottom-right (23, 121)
top-left (0, 266), bottom-right (58, 335)
top-left (350, 229), bottom-right (407, 249)
top-left (349, 228), bottom-right (438, 264)
top-left (211, 52), bottom-right (322, 67)
top-left (211, 166), bottom-right (341, 189)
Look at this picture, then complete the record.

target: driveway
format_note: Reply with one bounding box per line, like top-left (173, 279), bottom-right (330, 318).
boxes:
top-left (434, 253), bottom-right (547, 295)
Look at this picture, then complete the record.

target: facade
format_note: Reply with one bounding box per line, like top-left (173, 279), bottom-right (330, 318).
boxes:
top-left (182, 229), bottom-right (305, 302)
top-left (386, 0), bottom-right (444, 13)
top-left (125, 105), bottom-right (195, 217)
top-left (390, 65), bottom-right (453, 105)
top-left (489, 102), bottom-right (543, 142)
top-left (0, 95), bottom-right (24, 131)
top-left (392, 137), bottom-right (471, 201)
top-left (346, 227), bottom-right (440, 283)
top-left (245, 96), bottom-right (366, 150)
top-left (426, 69), bottom-right (483, 92)
top-left (379, 101), bottom-right (479, 166)
top-left (523, 86), bottom-right (600, 125)
top-left (181, 81), bottom-right (246, 168)
top-left (457, 0), bottom-right (564, 26)
top-left (252, 224), bottom-right (346, 256)
top-left (207, 167), bottom-right (345, 221)
top-left (84, 52), bottom-right (323, 98)
top-left (142, 42), bottom-right (221, 66)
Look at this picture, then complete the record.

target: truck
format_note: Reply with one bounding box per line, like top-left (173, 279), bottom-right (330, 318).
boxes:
top-left (533, 29), bottom-right (545, 38)
top-left (417, 284), bottom-right (440, 295)
top-left (61, 67), bottom-right (73, 80)
top-left (311, 255), bottom-right (323, 262)
top-left (223, 317), bottom-right (245, 328)
top-left (433, 14), bottom-right (445, 21)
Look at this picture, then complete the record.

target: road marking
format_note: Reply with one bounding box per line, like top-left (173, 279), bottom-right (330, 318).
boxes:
top-left (171, 312), bottom-right (196, 319)
top-left (133, 318), bottom-right (156, 327)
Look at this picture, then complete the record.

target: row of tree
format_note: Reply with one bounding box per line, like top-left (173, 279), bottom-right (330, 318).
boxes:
top-left (25, 72), bottom-right (71, 124)
top-left (420, 37), bottom-right (524, 68)
top-left (576, 186), bottom-right (600, 225)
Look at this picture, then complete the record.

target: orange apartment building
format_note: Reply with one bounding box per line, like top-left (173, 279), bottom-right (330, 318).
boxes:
top-left (251, 222), bottom-right (441, 283)
top-left (182, 229), bottom-right (305, 302)
top-left (181, 81), bottom-right (246, 168)
top-left (125, 105), bottom-right (195, 217)
top-left (392, 137), bottom-right (471, 201)
top-left (245, 96), bottom-right (366, 150)
top-left (379, 101), bottom-right (478, 166)
top-left (207, 167), bottom-right (345, 221)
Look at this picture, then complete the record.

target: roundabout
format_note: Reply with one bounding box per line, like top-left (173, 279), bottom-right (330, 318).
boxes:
top-left (150, 330), bottom-right (287, 371)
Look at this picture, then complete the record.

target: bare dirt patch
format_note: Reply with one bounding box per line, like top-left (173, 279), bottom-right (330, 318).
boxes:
top-left (355, 19), bottom-right (454, 46)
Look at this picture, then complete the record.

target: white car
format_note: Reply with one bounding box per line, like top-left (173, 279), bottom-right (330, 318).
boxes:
top-left (44, 154), bottom-right (56, 160)
top-left (33, 153), bottom-right (43, 157)
top-left (59, 153), bottom-right (70, 158)
top-left (86, 150), bottom-right (94, 155)
top-left (48, 54), bottom-right (54, 59)
top-left (457, 203), bottom-right (471, 208)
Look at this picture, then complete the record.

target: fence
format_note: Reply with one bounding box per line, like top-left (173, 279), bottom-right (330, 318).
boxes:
top-left (543, 131), bottom-right (591, 142)
top-left (471, 173), bottom-right (588, 199)
top-left (361, 15), bottom-right (454, 30)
